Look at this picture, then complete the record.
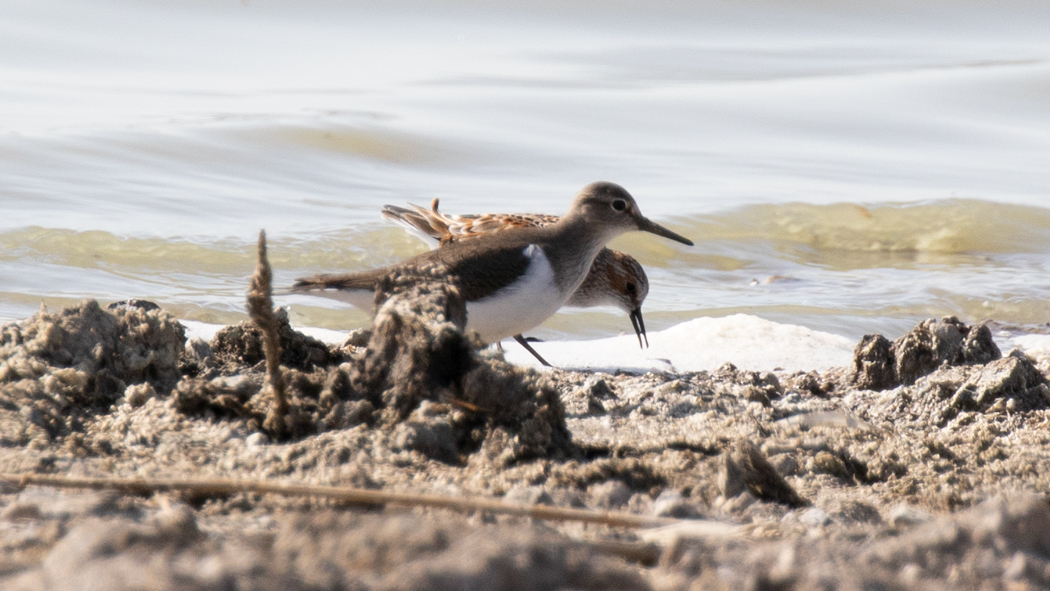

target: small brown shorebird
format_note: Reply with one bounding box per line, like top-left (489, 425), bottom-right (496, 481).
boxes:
top-left (292, 182), bottom-right (692, 362)
top-left (380, 199), bottom-right (651, 366)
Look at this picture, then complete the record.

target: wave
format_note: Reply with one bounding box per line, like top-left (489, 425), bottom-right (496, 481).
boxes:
top-left (675, 198), bottom-right (1050, 256)
top-left (7, 197), bottom-right (1050, 279)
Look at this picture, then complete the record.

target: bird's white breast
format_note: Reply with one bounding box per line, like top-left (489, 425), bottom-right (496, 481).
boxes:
top-left (299, 245), bottom-right (563, 344)
top-left (465, 244), bottom-right (561, 344)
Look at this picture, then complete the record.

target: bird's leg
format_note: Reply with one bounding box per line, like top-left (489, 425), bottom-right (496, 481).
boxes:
top-left (513, 334), bottom-right (552, 367)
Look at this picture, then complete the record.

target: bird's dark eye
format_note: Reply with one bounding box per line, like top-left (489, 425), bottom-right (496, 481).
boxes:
top-left (611, 199), bottom-right (627, 212)
top-left (625, 282), bottom-right (636, 294)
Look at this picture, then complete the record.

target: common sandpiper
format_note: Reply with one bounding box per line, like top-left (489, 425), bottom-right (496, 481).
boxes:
top-left (292, 182), bottom-right (692, 354)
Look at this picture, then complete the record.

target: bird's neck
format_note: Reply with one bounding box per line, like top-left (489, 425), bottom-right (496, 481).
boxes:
top-left (541, 217), bottom-right (622, 296)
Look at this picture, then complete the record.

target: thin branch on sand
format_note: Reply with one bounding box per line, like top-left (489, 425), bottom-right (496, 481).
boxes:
top-left (0, 472), bottom-right (677, 564)
top-left (0, 472), bottom-right (673, 529)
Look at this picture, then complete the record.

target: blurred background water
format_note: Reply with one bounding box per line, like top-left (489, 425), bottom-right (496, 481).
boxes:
top-left (2, 0), bottom-right (1049, 344)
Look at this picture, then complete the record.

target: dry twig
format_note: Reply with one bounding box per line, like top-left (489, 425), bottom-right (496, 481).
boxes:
top-left (246, 229), bottom-right (289, 439)
top-left (1, 472), bottom-right (671, 564)
top-left (0, 472), bottom-right (674, 530)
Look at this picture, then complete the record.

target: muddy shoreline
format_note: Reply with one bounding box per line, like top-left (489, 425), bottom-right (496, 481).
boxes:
top-left (2, 294), bottom-right (1050, 590)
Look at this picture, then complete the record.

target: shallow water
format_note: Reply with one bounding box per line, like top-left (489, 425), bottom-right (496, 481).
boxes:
top-left (2, 0), bottom-right (1049, 344)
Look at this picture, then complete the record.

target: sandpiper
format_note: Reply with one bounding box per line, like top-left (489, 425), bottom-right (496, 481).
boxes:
top-left (292, 182), bottom-right (692, 355)
top-left (380, 199), bottom-right (652, 351)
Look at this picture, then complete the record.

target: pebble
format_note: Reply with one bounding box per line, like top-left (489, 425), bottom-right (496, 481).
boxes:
top-left (768, 453), bottom-right (799, 476)
top-left (652, 489), bottom-right (700, 518)
top-left (245, 432), bottom-right (269, 447)
top-left (888, 503), bottom-right (934, 528)
top-left (899, 563), bottom-right (922, 585)
top-left (798, 507), bottom-right (831, 527)
top-left (1003, 551), bottom-right (1028, 581)
top-left (1, 502), bottom-right (42, 521)
top-left (588, 480), bottom-right (631, 509)
top-left (503, 486), bottom-right (553, 507)
top-left (719, 491), bottom-right (757, 514)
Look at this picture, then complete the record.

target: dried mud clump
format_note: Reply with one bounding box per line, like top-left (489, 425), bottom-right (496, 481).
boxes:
top-left (352, 264), bottom-right (474, 424)
top-left (852, 316), bottom-right (1001, 390)
top-left (171, 372), bottom-right (267, 425)
top-left (713, 363), bottom-right (784, 406)
top-left (847, 317), bottom-right (1048, 428)
top-left (174, 263), bottom-right (573, 463)
top-left (863, 350), bottom-right (1050, 428)
top-left (211, 307), bottom-right (341, 373)
top-left (851, 333), bottom-right (896, 391)
top-left (348, 264), bottom-right (573, 464)
top-left (0, 300), bottom-right (185, 444)
top-left (938, 351), bottom-right (1050, 421)
top-left (719, 439), bottom-right (809, 507)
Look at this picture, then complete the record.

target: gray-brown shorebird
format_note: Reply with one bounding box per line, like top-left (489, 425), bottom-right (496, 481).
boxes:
top-left (292, 182), bottom-right (692, 353)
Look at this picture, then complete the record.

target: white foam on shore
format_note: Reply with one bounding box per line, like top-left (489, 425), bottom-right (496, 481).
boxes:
top-left (502, 314), bottom-right (856, 373)
top-left (180, 320), bottom-right (225, 342)
top-left (180, 319), bottom-right (351, 347)
top-left (180, 313), bottom-right (854, 373)
top-left (1000, 334), bottom-right (1050, 360)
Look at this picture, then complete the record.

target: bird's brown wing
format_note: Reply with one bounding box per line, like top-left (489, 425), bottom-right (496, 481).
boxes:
top-left (435, 239), bottom-right (536, 301)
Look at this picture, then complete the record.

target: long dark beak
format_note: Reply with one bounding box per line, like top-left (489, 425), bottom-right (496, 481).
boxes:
top-left (636, 216), bottom-right (693, 246)
top-left (629, 307), bottom-right (649, 349)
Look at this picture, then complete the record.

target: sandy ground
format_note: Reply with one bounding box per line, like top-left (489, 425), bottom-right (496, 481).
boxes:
top-left (2, 291), bottom-right (1050, 590)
